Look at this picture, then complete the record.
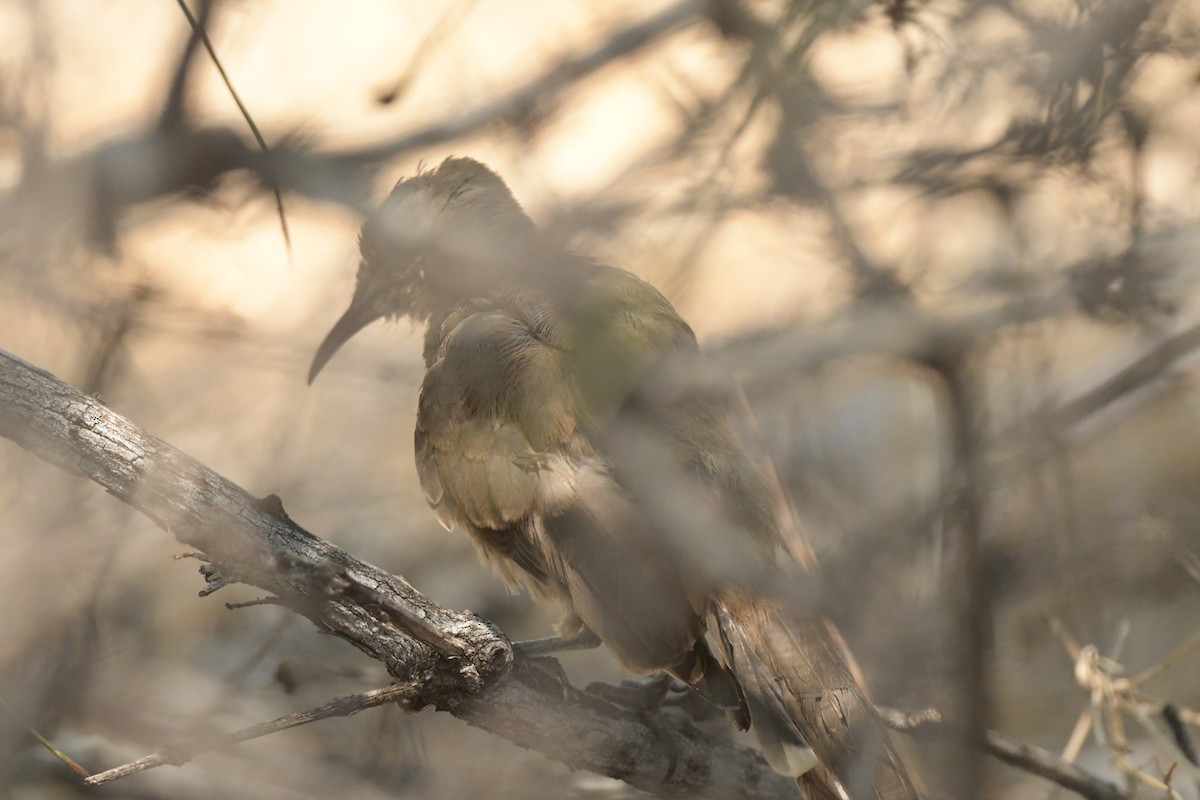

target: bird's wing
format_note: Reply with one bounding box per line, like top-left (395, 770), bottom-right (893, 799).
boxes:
top-left (414, 268), bottom-right (702, 542)
top-left (414, 280), bottom-right (746, 703)
top-left (572, 265), bottom-right (784, 553)
top-left (415, 303), bottom-right (581, 596)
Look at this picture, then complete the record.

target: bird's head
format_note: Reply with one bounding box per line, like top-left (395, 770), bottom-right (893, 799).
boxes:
top-left (308, 157), bottom-right (537, 383)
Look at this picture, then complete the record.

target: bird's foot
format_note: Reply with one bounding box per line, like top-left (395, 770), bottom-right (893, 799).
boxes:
top-left (664, 686), bottom-right (727, 722)
top-left (512, 629), bottom-right (601, 660)
top-left (587, 673), bottom-right (677, 712)
top-left (587, 675), bottom-right (725, 722)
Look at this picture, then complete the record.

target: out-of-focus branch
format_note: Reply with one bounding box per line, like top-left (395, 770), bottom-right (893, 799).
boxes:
top-left (1, 1), bottom-right (702, 250)
top-left (346, 0), bottom-right (701, 164)
top-left (937, 355), bottom-right (991, 800)
top-left (85, 682), bottom-right (423, 785)
top-left (685, 290), bottom-right (1200, 463)
top-left (0, 348), bottom-right (794, 800)
top-left (877, 707), bottom-right (1131, 800)
top-left (662, 291), bottom-right (1070, 399)
top-left (974, 727), bottom-right (1129, 800)
top-left (1050, 317), bottom-right (1200, 432)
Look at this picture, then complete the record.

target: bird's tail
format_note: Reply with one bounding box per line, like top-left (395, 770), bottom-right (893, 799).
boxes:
top-left (709, 591), bottom-right (920, 800)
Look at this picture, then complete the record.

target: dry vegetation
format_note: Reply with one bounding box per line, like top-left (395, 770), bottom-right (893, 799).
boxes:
top-left (1, 0), bottom-right (1199, 798)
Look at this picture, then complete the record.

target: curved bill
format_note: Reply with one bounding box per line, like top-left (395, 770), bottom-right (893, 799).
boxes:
top-left (308, 299), bottom-right (382, 384)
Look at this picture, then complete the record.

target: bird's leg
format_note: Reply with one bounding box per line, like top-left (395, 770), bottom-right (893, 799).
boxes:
top-left (512, 628), bottom-right (601, 659)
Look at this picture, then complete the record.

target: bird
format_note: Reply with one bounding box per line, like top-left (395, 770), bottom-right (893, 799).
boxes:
top-left (308, 156), bottom-right (920, 800)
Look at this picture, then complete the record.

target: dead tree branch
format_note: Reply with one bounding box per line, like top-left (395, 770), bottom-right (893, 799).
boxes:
top-left (0, 347), bottom-right (794, 800)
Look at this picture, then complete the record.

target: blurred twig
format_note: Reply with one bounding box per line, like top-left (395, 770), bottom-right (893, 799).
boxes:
top-left (374, 0), bottom-right (481, 106)
top-left (879, 706), bottom-right (1131, 800)
top-left (26, 726), bottom-right (90, 779)
top-left (1050, 318), bottom-right (1200, 433)
top-left (0, 1), bottom-right (704, 249)
top-left (84, 682), bottom-right (422, 786)
top-left (349, 0), bottom-right (702, 163)
top-left (160, 0), bottom-right (213, 129)
top-left (938, 354), bottom-right (991, 800)
top-left (664, 290), bottom-right (1069, 398)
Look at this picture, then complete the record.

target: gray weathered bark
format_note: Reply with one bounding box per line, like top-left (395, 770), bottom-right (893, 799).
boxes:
top-left (0, 347), bottom-right (796, 800)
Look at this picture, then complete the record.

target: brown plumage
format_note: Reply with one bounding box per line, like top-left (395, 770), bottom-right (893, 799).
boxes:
top-left (309, 157), bottom-right (920, 799)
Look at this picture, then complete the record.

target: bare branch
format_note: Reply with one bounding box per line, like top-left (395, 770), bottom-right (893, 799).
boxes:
top-left (160, 0), bottom-right (214, 129)
top-left (938, 354), bottom-right (992, 800)
top-left (170, 0), bottom-right (291, 254)
top-left (0, 347), bottom-right (794, 800)
top-left (84, 682), bottom-right (424, 785)
top-left (980, 727), bottom-right (1129, 800)
top-left (1051, 318), bottom-right (1200, 433)
top-left (879, 707), bottom-right (1131, 800)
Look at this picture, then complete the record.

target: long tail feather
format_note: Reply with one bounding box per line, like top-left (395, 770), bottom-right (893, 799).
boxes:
top-left (710, 591), bottom-right (920, 800)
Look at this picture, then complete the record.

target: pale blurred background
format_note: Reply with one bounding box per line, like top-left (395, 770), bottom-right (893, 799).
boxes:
top-left (1, 0), bottom-right (1199, 798)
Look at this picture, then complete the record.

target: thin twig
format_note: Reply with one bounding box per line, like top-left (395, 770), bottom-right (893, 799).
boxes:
top-left (880, 706), bottom-right (1131, 800)
top-left (160, 0), bottom-right (213, 128)
top-left (1128, 630), bottom-right (1200, 688)
top-left (84, 682), bottom-right (422, 786)
top-left (1047, 615), bottom-right (1084, 661)
top-left (1, 1), bottom-right (705, 250)
top-left (1051, 318), bottom-right (1200, 433)
top-left (0, 695), bottom-right (91, 778)
top-left (983, 727), bottom-right (1130, 800)
top-left (374, 0), bottom-right (481, 105)
top-left (29, 726), bottom-right (91, 778)
top-left (170, 0), bottom-right (292, 255)
top-left (1052, 619), bottom-right (1200, 792)
top-left (224, 596), bottom-right (285, 610)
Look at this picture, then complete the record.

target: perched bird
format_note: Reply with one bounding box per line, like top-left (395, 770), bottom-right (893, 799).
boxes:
top-left (309, 157), bottom-right (919, 800)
